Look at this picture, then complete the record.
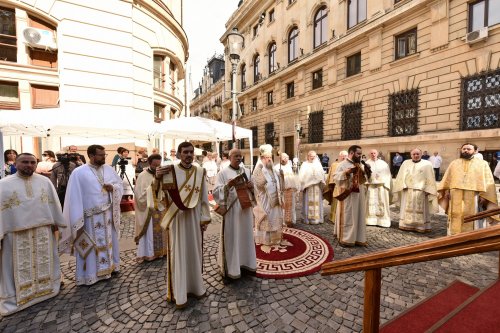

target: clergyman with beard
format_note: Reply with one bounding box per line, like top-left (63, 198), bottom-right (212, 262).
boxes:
top-left (60, 145), bottom-right (124, 285)
top-left (0, 153), bottom-right (67, 316)
top-left (437, 143), bottom-right (498, 235)
top-left (252, 144), bottom-right (284, 249)
top-left (333, 145), bottom-right (370, 247)
top-left (393, 148), bottom-right (438, 233)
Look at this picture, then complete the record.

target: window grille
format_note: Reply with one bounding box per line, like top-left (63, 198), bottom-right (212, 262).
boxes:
top-left (308, 110), bottom-right (323, 143)
top-left (388, 88), bottom-right (419, 136)
top-left (265, 122), bottom-right (275, 145)
top-left (460, 68), bottom-right (500, 130)
top-left (341, 102), bottom-right (362, 140)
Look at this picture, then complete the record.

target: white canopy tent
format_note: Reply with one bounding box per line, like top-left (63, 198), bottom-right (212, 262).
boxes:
top-left (0, 109), bottom-right (153, 177)
top-left (1, 111), bottom-right (254, 176)
top-left (151, 116), bottom-right (254, 169)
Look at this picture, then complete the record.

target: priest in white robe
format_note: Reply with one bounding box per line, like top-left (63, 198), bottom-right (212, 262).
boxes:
top-left (213, 148), bottom-right (256, 280)
top-left (134, 154), bottom-right (168, 261)
top-left (274, 153), bottom-right (300, 226)
top-left (60, 145), bottom-right (123, 286)
top-left (253, 144), bottom-right (284, 247)
top-left (365, 149), bottom-right (392, 228)
top-left (299, 151), bottom-right (326, 224)
top-left (155, 142), bottom-right (211, 309)
top-left (334, 145), bottom-right (369, 247)
top-left (0, 153), bottom-right (67, 316)
top-left (393, 148), bottom-right (438, 233)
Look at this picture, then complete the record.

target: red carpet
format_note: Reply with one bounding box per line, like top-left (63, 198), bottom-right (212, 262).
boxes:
top-left (120, 199), bottom-right (135, 212)
top-left (255, 227), bottom-right (333, 279)
top-left (434, 280), bottom-right (500, 332)
top-left (381, 280), bottom-right (479, 333)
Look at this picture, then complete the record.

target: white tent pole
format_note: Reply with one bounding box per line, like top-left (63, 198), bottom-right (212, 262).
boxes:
top-left (0, 129), bottom-right (5, 178)
top-left (160, 133), bottom-right (165, 164)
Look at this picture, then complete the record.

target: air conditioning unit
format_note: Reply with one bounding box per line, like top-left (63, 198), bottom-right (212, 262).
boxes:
top-left (465, 27), bottom-right (488, 45)
top-left (22, 27), bottom-right (57, 50)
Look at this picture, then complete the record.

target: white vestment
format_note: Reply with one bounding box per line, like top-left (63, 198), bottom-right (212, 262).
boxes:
top-left (213, 165), bottom-right (256, 279)
top-left (157, 164), bottom-right (211, 308)
top-left (365, 159), bottom-right (392, 227)
top-left (393, 159), bottom-right (438, 232)
top-left (299, 158), bottom-right (325, 224)
top-left (60, 164), bottom-right (123, 285)
top-left (0, 173), bottom-right (67, 316)
top-left (203, 159), bottom-right (218, 193)
top-left (274, 163), bottom-right (300, 225)
top-left (134, 169), bottom-right (168, 260)
top-left (253, 161), bottom-right (284, 246)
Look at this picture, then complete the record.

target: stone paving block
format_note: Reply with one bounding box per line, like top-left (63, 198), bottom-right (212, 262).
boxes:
top-left (1, 209), bottom-right (498, 333)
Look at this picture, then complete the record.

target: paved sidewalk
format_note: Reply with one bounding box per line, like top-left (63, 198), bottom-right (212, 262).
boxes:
top-left (0, 205), bottom-right (498, 332)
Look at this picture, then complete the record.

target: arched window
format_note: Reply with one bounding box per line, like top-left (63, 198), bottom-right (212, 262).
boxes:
top-left (240, 64), bottom-right (246, 89)
top-left (253, 54), bottom-right (260, 82)
top-left (268, 42), bottom-right (277, 74)
top-left (314, 6), bottom-right (328, 48)
top-left (288, 27), bottom-right (299, 63)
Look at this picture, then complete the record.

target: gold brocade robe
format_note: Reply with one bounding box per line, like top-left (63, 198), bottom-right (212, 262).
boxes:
top-left (134, 169), bottom-right (168, 260)
top-left (393, 159), bottom-right (438, 232)
top-left (326, 162), bottom-right (340, 223)
top-left (0, 173), bottom-right (67, 316)
top-left (438, 157), bottom-right (498, 235)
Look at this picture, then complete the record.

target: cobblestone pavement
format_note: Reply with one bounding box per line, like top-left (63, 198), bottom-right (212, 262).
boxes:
top-left (1, 202), bottom-right (498, 333)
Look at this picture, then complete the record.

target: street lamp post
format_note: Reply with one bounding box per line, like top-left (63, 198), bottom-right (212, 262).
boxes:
top-left (226, 28), bottom-right (244, 148)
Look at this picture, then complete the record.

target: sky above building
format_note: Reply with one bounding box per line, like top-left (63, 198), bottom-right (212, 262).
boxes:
top-left (184, 0), bottom-right (238, 96)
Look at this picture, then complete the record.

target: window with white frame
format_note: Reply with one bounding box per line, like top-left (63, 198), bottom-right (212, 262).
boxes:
top-left (0, 7), bottom-right (16, 62)
top-left (0, 80), bottom-right (20, 109)
top-left (395, 28), bottom-right (417, 60)
top-left (153, 55), bottom-right (165, 90)
top-left (469, 0), bottom-right (500, 32)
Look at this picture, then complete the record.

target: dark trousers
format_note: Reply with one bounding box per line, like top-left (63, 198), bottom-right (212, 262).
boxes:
top-left (393, 166), bottom-right (400, 178)
top-left (434, 168), bottom-right (440, 181)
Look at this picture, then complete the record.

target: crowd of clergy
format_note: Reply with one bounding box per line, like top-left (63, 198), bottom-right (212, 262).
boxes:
top-left (0, 141), bottom-right (498, 316)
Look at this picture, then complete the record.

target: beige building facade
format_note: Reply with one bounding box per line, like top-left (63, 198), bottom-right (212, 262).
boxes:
top-left (219, 0), bottom-right (500, 173)
top-left (0, 0), bottom-right (188, 156)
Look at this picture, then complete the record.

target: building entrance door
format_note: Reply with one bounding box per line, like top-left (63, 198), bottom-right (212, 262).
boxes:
top-left (284, 136), bottom-right (294, 160)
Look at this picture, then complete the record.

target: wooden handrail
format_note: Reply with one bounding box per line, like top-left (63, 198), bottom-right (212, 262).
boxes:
top-left (322, 225), bottom-right (500, 275)
top-left (321, 225), bottom-right (500, 333)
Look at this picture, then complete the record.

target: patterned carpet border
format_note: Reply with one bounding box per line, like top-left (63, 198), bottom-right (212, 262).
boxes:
top-left (256, 227), bottom-right (334, 279)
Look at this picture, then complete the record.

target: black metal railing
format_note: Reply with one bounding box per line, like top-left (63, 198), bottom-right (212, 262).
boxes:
top-left (341, 102), bottom-right (362, 140)
top-left (308, 110), bottom-right (324, 143)
top-left (388, 88), bottom-right (419, 136)
top-left (460, 68), bottom-right (500, 131)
